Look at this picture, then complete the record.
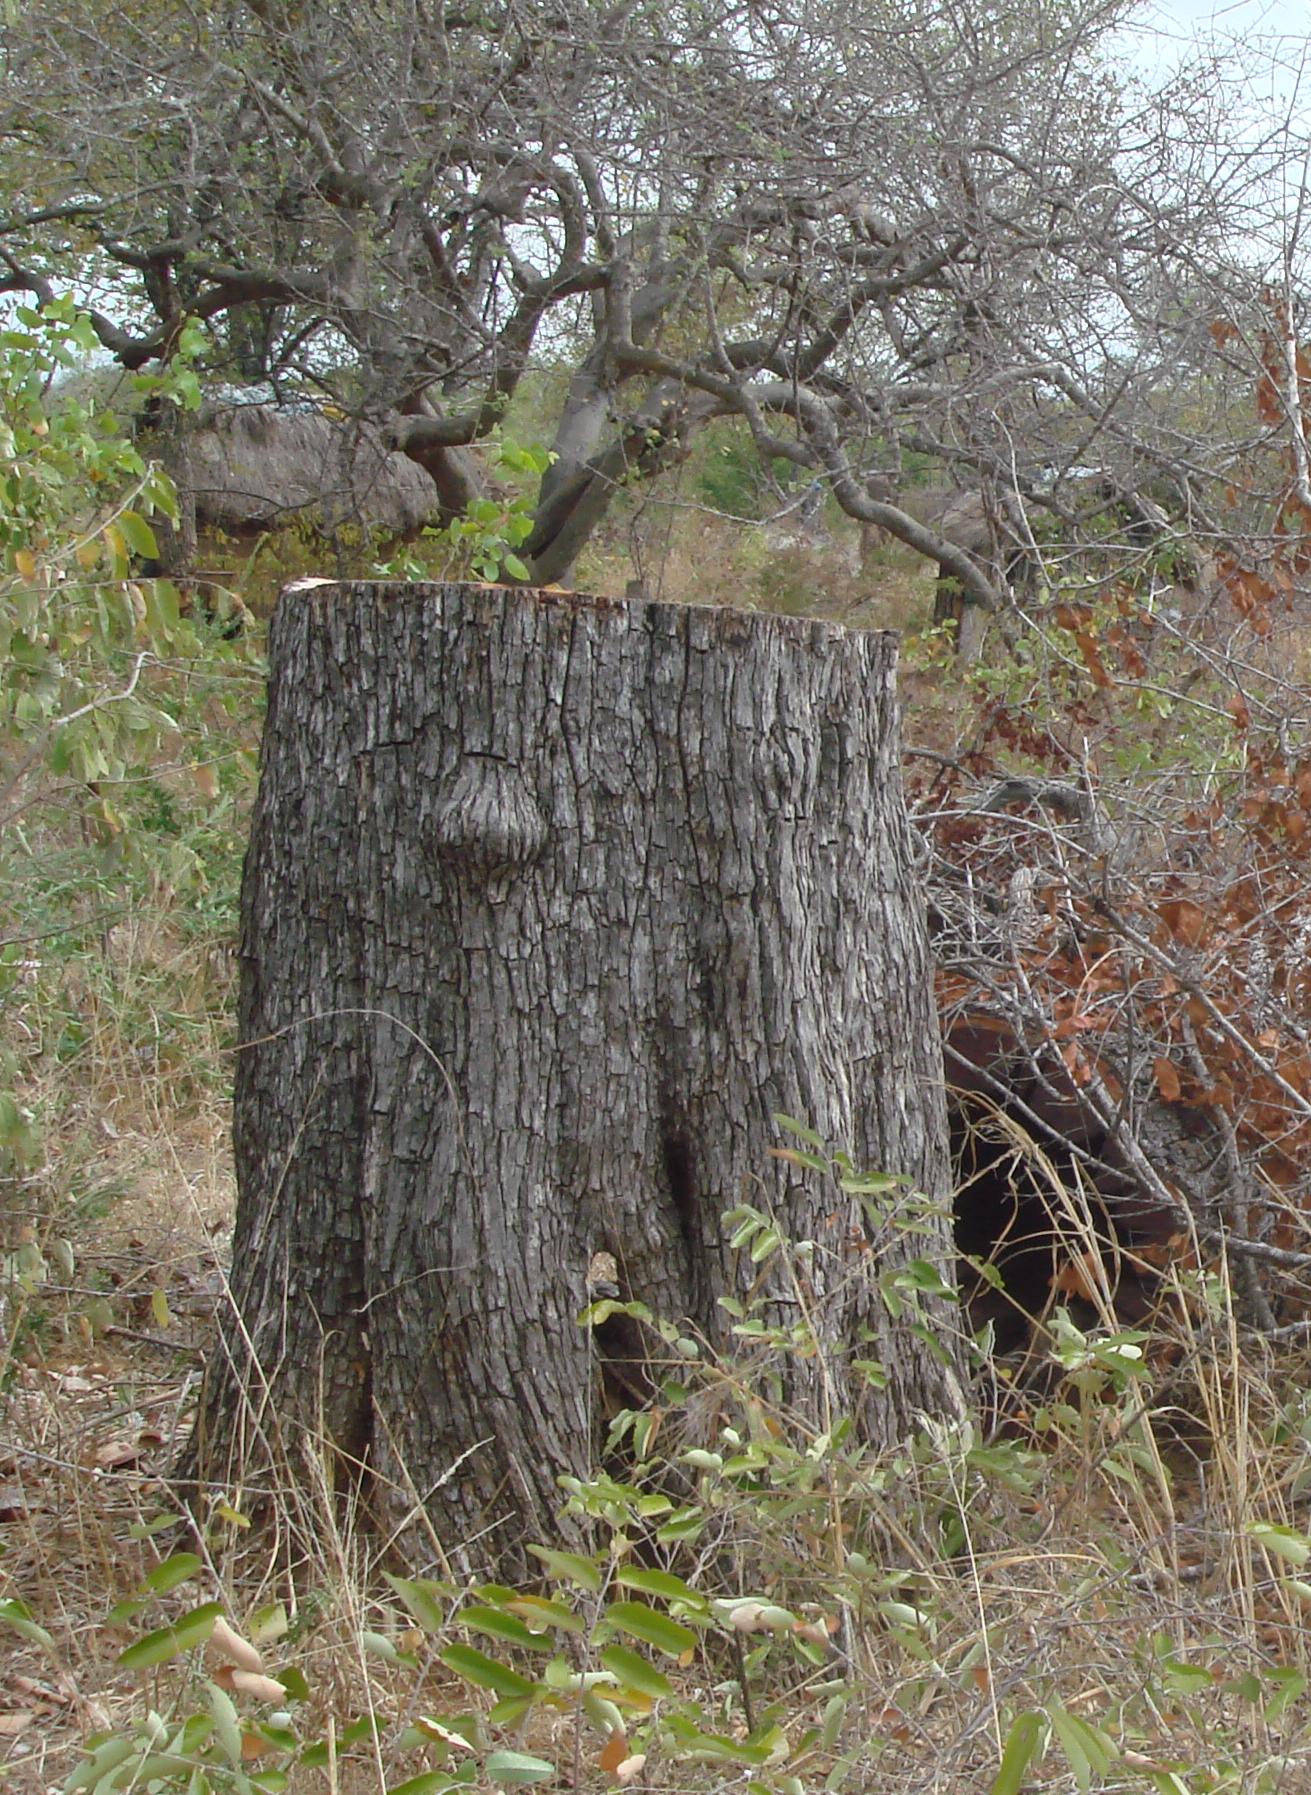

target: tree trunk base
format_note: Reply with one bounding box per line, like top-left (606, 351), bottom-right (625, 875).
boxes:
top-left (193, 581), bottom-right (964, 1572)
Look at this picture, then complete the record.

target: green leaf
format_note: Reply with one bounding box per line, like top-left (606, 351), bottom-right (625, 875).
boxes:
top-left (0, 1598), bottom-right (54, 1651)
top-left (1264, 1665), bottom-right (1306, 1719)
top-left (118, 1601), bottom-right (224, 1670)
top-left (1047, 1707), bottom-right (1087, 1792)
top-left (384, 1573), bottom-right (449, 1633)
top-left (772, 1114), bottom-right (826, 1150)
top-left (65, 1736), bottom-right (139, 1792)
top-left (579, 1298), bottom-right (653, 1328)
top-left (144, 469), bottom-right (181, 521)
top-left (1248, 1523), bottom-right (1311, 1566)
top-left (252, 1722), bottom-right (298, 1752)
top-left (176, 370), bottom-right (203, 410)
top-left (143, 576), bottom-right (183, 638)
top-left (581, 1689), bottom-right (625, 1737)
top-left (209, 1680), bottom-right (245, 1767)
top-left (616, 1568), bottom-right (707, 1609)
top-left (489, 1694), bottom-right (535, 1727)
top-left (526, 1545), bottom-right (602, 1592)
top-left (502, 553), bottom-right (531, 581)
top-left (727, 1210), bottom-right (764, 1250)
top-left (504, 1595), bottom-right (584, 1634)
top-left (1160, 1656), bottom-right (1213, 1694)
top-left (484, 1751), bottom-right (555, 1785)
top-left (389, 1775), bottom-right (464, 1795)
top-left (898, 1259), bottom-right (955, 1297)
top-left (778, 1147), bottom-right (830, 1172)
top-left (276, 1665), bottom-right (310, 1702)
top-left (663, 1718), bottom-right (776, 1765)
top-left (133, 1755), bottom-right (205, 1783)
top-left (655, 1508), bottom-right (705, 1544)
top-left (598, 1644), bottom-right (672, 1699)
top-left (439, 1642), bottom-right (536, 1699)
top-left (116, 509), bottom-right (159, 560)
top-left (819, 1691), bottom-right (848, 1750)
top-left (460, 1605), bottom-right (551, 1651)
top-left (990, 1712), bottom-right (1044, 1795)
top-left (604, 1601), bottom-right (697, 1656)
top-left (838, 1170), bottom-right (900, 1195)
top-left (127, 1514), bottom-right (184, 1543)
top-left (248, 1603), bottom-right (289, 1645)
top-left (144, 1552), bottom-right (204, 1595)
top-left (750, 1227), bottom-right (782, 1262)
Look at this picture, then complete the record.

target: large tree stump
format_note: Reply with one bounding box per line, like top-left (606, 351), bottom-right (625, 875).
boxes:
top-left (196, 582), bottom-right (963, 1569)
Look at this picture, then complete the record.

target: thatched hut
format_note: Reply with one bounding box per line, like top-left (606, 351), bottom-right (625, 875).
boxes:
top-left (176, 404), bottom-right (441, 539)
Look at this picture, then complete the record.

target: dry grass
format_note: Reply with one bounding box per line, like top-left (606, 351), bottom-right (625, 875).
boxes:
top-left (577, 499), bottom-right (936, 635)
top-left (9, 1102), bottom-right (1311, 1795)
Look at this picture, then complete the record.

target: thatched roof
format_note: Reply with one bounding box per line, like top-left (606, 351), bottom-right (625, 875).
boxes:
top-left (178, 404), bottom-right (441, 536)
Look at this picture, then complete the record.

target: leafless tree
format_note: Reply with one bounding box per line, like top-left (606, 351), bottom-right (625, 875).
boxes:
top-left (1, 0), bottom-right (1302, 595)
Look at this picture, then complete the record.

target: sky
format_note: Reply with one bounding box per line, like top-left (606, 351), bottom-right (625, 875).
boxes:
top-left (1120, 0), bottom-right (1311, 148)
top-left (1134, 0), bottom-right (1310, 89)
top-left (1155, 0), bottom-right (1301, 20)
top-left (1144, 0), bottom-right (1308, 38)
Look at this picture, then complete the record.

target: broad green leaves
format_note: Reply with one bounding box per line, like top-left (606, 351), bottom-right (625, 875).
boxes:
top-left (376, 433), bottom-right (555, 585)
top-left (0, 1597), bottom-right (55, 1652)
top-left (438, 1644), bottom-right (536, 1700)
top-left (601, 1602), bottom-right (698, 1657)
top-left (0, 301), bottom-right (250, 1178)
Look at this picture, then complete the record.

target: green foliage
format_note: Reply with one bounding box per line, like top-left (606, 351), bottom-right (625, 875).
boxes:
top-left (962, 575), bottom-right (1241, 779)
top-left (693, 427), bottom-right (770, 518)
top-left (65, 1560), bottom-right (301, 1795)
top-left (0, 302), bottom-right (257, 1272)
top-left (33, 1170), bottom-right (1031, 1794)
top-left (378, 434), bottom-right (555, 583)
top-left (22, 1178), bottom-right (1311, 1795)
top-left (0, 1223), bottom-right (78, 1387)
top-left (0, 301), bottom-right (208, 798)
top-left (0, 1596), bottom-right (56, 1653)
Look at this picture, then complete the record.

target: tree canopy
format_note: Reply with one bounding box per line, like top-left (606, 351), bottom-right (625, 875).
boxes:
top-left (1, 0), bottom-right (1302, 588)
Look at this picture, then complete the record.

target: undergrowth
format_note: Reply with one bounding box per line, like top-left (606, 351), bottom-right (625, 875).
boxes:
top-left (9, 308), bottom-right (1311, 1795)
top-left (8, 1210), bottom-right (1311, 1795)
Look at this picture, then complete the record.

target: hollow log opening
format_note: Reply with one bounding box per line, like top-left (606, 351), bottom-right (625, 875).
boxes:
top-left (943, 1014), bottom-right (1181, 1357)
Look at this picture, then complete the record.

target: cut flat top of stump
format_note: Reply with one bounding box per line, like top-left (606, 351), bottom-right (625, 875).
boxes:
top-left (277, 577), bottom-right (898, 643)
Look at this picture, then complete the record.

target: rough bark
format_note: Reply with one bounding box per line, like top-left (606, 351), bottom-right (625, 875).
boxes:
top-left (196, 581), bottom-right (963, 1570)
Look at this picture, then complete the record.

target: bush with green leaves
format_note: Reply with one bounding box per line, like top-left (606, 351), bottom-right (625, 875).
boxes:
top-left (1, 299), bottom-right (206, 819)
top-left (0, 300), bottom-right (255, 1175)
top-left (378, 434), bottom-right (555, 584)
top-left (693, 428), bottom-right (771, 519)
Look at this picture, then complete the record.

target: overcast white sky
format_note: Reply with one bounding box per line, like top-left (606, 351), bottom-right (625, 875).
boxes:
top-left (1133, 0), bottom-right (1310, 81)
top-left (1143, 0), bottom-right (1308, 36)
top-left (1121, 0), bottom-right (1311, 139)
